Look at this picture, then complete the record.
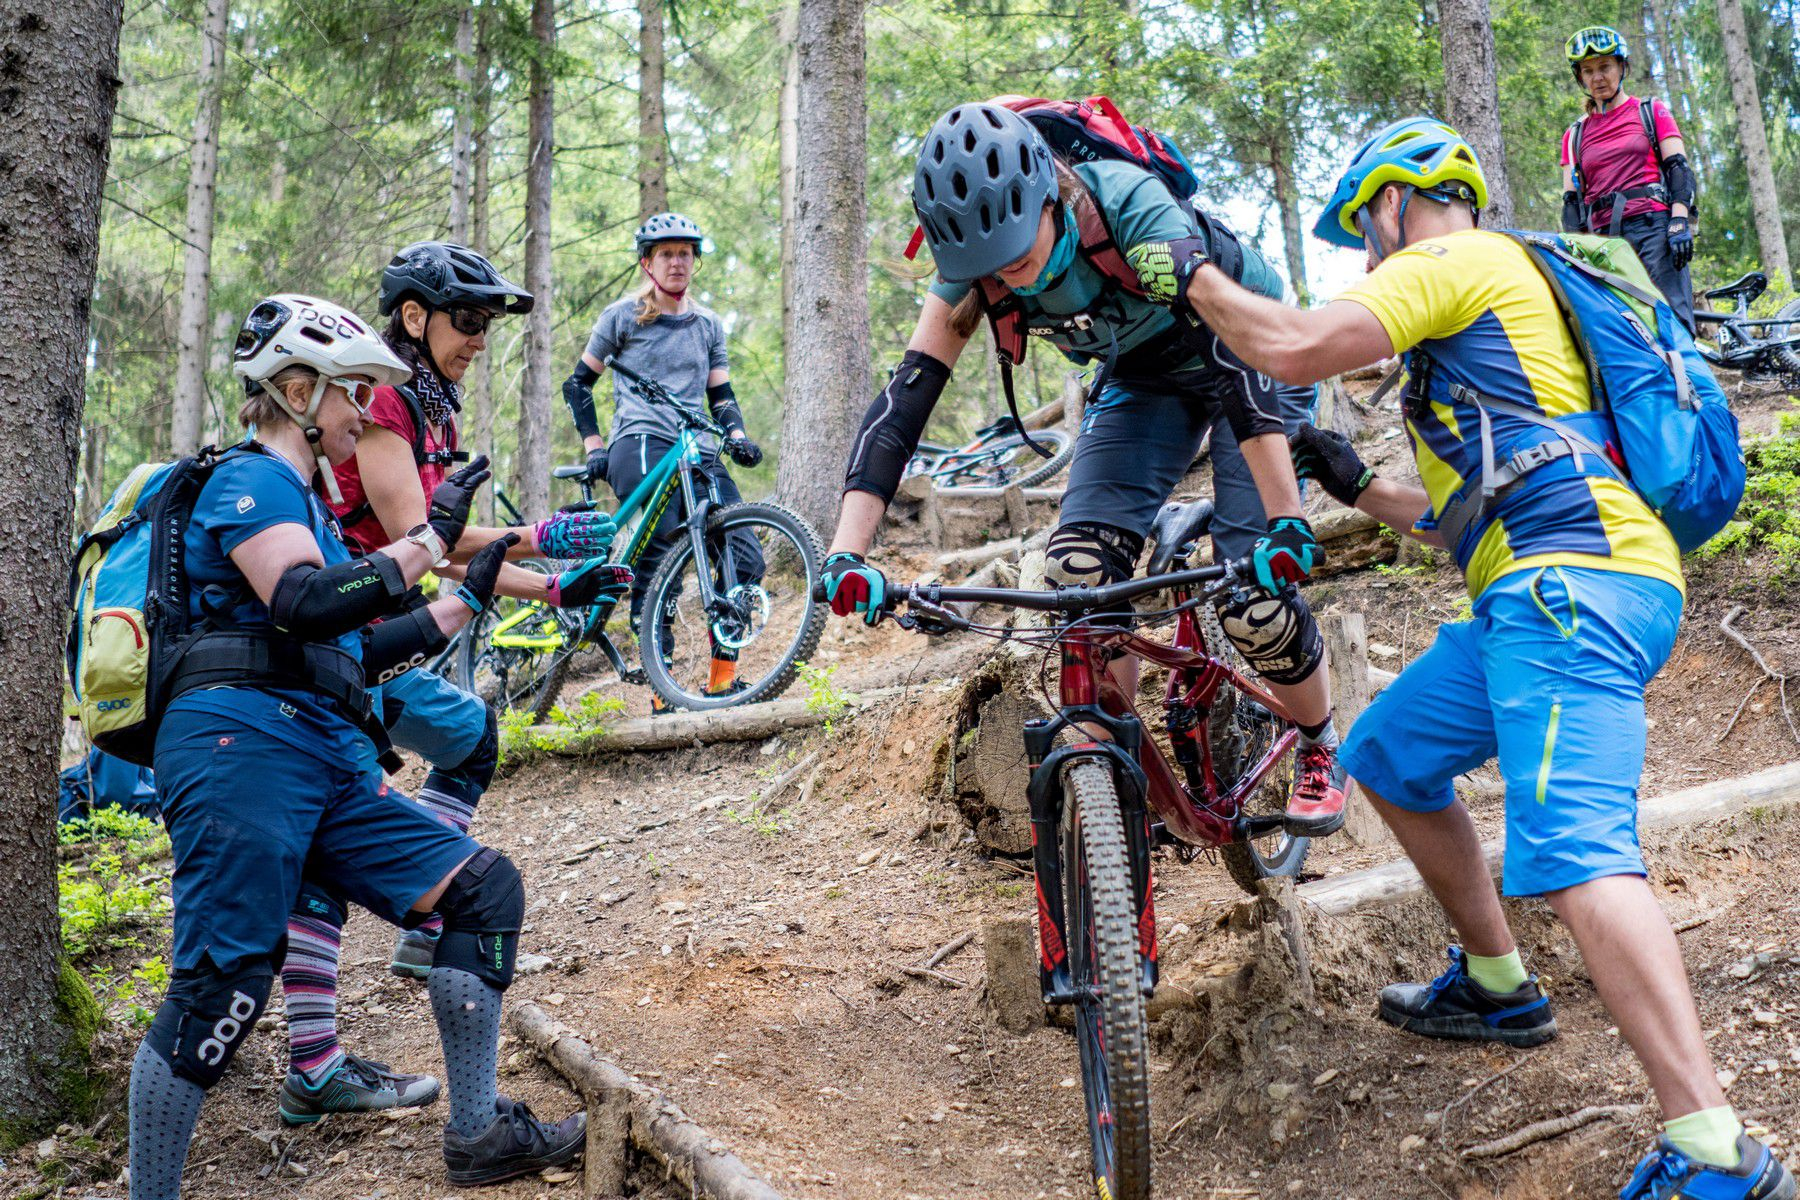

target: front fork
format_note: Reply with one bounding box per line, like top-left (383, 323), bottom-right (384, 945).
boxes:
top-left (1023, 713), bottom-right (1159, 1009)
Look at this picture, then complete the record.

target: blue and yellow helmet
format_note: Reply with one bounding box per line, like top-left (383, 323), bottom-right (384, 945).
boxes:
top-left (1314, 117), bottom-right (1489, 250)
top-left (1565, 25), bottom-right (1629, 79)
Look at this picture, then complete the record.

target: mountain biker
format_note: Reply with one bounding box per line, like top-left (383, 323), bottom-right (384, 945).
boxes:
top-left (561, 212), bottom-right (766, 711)
top-left (128, 295), bottom-right (585, 1200)
top-left (1163, 115), bottom-right (1792, 1200)
top-left (277, 242), bottom-right (628, 1125)
top-left (1559, 25), bottom-right (1697, 331)
top-left (821, 102), bottom-right (1347, 836)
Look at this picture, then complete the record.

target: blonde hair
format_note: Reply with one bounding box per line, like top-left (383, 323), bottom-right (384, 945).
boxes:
top-left (238, 364), bottom-right (318, 429)
top-left (632, 277), bottom-right (661, 327)
top-left (948, 156), bottom-right (1088, 340)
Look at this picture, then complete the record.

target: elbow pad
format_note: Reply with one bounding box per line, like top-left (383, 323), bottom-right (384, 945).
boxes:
top-left (563, 363), bottom-right (602, 440)
top-left (843, 350), bottom-right (951, 503)
top-left (1561, 190), bottom-right (1584, 234)
top-left (362, 606), bottom-right (450, 685)
top-left (1662, 154), bottom-right (1696, 212)
top-left (706, 382), bottom-right (746, 435)
top-left (270, 554), bottom-right (409, 640)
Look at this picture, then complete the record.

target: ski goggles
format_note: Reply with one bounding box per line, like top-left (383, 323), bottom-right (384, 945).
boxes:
top-left (1565, 26), bottom-right (1626, 61)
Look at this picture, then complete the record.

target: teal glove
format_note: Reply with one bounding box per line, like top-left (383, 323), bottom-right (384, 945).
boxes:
top-left (1249, 517), bottom-right (1323, 596)
top-left (814, 552), bottom-right (888, 626)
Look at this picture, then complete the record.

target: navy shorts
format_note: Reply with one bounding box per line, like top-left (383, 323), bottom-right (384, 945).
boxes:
top-left (155, 704), bottom-right (480, 974)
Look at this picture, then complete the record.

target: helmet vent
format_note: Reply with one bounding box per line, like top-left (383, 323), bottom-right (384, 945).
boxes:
top-left (980, 107), bottom-right (1002, 129)
top-left (1008, 187), bottom-right (1023, 218)
top-left (978, 206), bottom-right (992, 234)
top-left (961, 127), bottom-right (978, 153)
top-left (931, 139), bottom-right (945, 164)
top-left (985, 147), bottom-right (1001, 178)
top-left (299, 327), bottom-right (333, 346)
top-left (946, 215), bottom-right (964, 242)
top-left (950, 170), bottom-right (968, 201)
top-left (1018, 143), bottom-right (1032, 175)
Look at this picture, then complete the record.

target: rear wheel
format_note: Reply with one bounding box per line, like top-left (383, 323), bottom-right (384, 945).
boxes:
top-left (641, 502), bottom-right (825, 712)
top-left (1061, 760), bottom-right (1152, 1200)
top-left (936, 429), bottom-right (1074, 490)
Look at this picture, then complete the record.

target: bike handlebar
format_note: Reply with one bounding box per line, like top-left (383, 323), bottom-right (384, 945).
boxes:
top-left (888, 560), bottom-right (1244, 618)
top-left (603, 355), bottom-right (726, 437)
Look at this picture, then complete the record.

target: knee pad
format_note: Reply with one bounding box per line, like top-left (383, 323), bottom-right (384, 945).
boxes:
top-left (1214, 586), bottom-right (1324, 685)
top-left (1046, 522), bottom-right (1145, 588)
top-left (445, 705), bottom-right (500, 794)
top-left (145, 959), bottom-right (274, 1089)
top-left (292, 882), bottom-right (347, 930)
top-left (433, 847), bottom-right (524, 988)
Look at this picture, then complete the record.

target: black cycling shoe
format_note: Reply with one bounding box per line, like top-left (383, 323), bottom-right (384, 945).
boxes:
top-left (1378, 946), bottom-right (1558, 1047)
top-left (442, 1097), bottom-right (586, 1186)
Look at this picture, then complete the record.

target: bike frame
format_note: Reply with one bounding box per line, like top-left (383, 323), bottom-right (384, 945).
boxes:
top-left (1692, 305), bottom-right (1800, 371)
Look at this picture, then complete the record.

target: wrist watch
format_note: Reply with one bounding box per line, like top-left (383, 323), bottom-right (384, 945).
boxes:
top-left (404, 523), bottom-right (449, 566)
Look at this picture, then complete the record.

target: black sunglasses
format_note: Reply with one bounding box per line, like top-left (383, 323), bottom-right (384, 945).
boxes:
top-left (440, 306), bottom-right (494, 337)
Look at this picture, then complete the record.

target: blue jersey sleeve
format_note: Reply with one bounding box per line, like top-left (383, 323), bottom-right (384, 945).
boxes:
top-left (199, 454), bottom-right (322, 556)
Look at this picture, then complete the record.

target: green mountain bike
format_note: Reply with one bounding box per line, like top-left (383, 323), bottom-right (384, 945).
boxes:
top-left (449, 361), bottom-right (826, 719)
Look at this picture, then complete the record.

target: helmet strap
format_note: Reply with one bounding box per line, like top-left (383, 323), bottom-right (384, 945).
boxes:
top-left (299, 375), bottom-right (344, 505)
top-left (642, 261), bottom-right (689, 307)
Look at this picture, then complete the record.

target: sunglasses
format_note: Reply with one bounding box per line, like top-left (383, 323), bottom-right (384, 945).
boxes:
top-left (331, 377), bottom-right (378, 414)
top-left (440, 306), bottom-right (494, 337)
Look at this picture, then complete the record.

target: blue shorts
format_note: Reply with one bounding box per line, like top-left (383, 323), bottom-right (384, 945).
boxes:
top-left (155, 707), bottom-right (480, 973)
top-left (377, 666), bottom-right (489, 771)
top-left (1339, 566), bottom-right (1682, 897)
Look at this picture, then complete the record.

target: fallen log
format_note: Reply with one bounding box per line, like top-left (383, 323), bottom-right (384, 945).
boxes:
top-left (936, 536), bottom-right (1024, 571)
top-left (524, 688), bottom-right (905, 758)
top-left (1301, 759), bottom-right (1800, 916)
top-left (1460, 1105), bottom-right (1641, 1160)
top-left (511, 1002), bottom-right (786, 1200)
top-left (933, 484), bottom-right (1065, 503)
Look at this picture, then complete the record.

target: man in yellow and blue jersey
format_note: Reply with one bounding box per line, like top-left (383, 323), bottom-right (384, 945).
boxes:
top-left (1122, 116), bottom-right (1791, 1200)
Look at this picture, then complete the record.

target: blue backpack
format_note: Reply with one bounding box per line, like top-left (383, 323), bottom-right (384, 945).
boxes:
top-left (1434, 232), bottom-right (1744, 556)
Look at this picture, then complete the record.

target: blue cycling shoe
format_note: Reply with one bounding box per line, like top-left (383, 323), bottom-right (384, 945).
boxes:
top-left (1620, 1133), bottom-right (1796, 1200)
top-left (1378, 946), bottom-right (1558, 1047)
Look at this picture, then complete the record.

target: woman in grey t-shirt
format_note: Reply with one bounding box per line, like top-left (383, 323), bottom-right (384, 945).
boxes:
top-left (560, 212), bottom-right (766, 709)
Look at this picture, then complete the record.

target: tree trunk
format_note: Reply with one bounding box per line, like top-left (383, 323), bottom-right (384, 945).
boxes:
top-left (1270, 134), bottom-right (1309, 304)
top-left (777, 0), bottom-right (798, 365)
top-left (517, 0), bottom-right (556, 519)
top-left (448, 0), bottom-right (476, 243)
top-left (469, 6), bottom-right (496, 525)
top-left (777, 0), bottom-right (869, 536)
top-left (170, 0), bottom-right (229, 455)
top-left (1436, 0), bottom-right (1516, 230)
top-left (1714, 0), bottom-right (1791, 282)
top-left (0, 0), bottom-right (122, 1127)
top-left (637, 0), bottom-right (668, 221)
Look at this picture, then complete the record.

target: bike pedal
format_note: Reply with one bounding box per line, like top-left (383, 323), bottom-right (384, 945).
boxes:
top-left (620, 668), bottom-right (648, 686)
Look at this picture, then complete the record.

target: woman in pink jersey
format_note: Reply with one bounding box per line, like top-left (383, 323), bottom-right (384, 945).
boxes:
top-left (1558, 25), bottom-right (1697, 330)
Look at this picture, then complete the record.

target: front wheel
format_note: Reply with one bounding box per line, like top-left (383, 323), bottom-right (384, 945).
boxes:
top-left (640, 501), bottom-right (825, 711)
top-left (1061, 759), bottom-right (1152, 1200)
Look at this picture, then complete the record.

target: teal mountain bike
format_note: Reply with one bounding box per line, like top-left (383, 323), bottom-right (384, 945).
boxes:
top-left (451, 360), bottom-right (825, 719)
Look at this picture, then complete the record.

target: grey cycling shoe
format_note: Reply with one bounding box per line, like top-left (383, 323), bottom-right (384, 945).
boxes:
top-left (442, 1097), bottom-right (586, 1186)
top-left (279, 1052), bottom-right (441, 1125)
top-left (391, 925), bottom-right (441, 980)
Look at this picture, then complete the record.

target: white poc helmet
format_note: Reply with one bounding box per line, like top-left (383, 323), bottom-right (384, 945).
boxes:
top-left (231, 294), bottom-right (411, 502)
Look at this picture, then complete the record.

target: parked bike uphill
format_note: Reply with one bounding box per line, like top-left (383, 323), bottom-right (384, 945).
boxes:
top-left (458, 357), bottom-right (825, 720)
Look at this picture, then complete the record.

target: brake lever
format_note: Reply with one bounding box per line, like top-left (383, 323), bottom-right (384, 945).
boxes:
top-left (904, 598), bottom-right (970, 635)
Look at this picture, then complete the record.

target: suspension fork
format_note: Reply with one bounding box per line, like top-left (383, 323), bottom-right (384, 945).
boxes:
top-left (676, 444), bottom-right (725, 610)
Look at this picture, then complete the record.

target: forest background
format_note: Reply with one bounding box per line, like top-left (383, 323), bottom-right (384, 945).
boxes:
top-left (90, 0), bottom-right (1800, 527)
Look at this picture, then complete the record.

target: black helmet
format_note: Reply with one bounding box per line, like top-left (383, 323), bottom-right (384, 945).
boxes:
top-left (380, 241), bottom-right (533, 317)
top-left (913, 104), bottom-right (1059, 283)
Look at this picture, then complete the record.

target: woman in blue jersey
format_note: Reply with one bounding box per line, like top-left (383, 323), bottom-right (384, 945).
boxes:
top-left (819, 102), bottom-right (1346, 834)
top-left (128, 295), bottom-right (584, 1199)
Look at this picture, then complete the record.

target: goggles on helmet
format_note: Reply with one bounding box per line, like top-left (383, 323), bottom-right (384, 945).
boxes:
top-left (1565, 26), bottom-right (1626, 61)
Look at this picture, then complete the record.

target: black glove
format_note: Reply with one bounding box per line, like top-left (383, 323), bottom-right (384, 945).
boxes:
top-left (585, 445), bottom-right (609, 482)
top-left (1288, 423), bottom-right (1374, 506)
top-left (427, 454), bottom-right (492, 551)
top-left (1561, 190), bottom-right (1584, 234)
top-left (546, 560), bottom-right (635, 609)
top-left (724, 435), bottom-right (763, 468)
top-left (452, 532), bottom-right (518, 614)
top-left (1666, 216), bottom-right (1694, 271)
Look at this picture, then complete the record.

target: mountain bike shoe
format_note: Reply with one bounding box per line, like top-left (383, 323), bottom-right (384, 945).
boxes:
top-left (1284, 740), bottom-right (1348, 837)
top-left (443, 1097), bottom-right (586, 1186)
top-left (1620, 1133), bottom-right (1796, 1200)
top-left (1378, 946), bottom-right (1558, 1047)
top-left (279, 1052), bottom-right (440, 1124)
top-left (391, 925), bottom-right (442, 981)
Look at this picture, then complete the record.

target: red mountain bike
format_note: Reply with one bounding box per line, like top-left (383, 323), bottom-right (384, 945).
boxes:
top-left (878, 501), bottom-right (1308, 1200)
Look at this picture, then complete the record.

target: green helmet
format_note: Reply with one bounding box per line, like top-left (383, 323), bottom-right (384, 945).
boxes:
top-left (1565, 26), bottom-right (1629, 80)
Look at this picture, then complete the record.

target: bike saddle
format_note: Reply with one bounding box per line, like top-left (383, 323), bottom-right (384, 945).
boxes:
top-left (552, 464), bottom-right (591, 480)
top-left (973, 415), bottom-right (1021, 440)
top-left (1703, 272), bottom-right (1767, 305)
top-left (1145, 500), bottom-right (1215, 576)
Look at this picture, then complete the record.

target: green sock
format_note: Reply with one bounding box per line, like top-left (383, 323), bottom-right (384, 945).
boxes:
top-left (1464, 948), bottom-right (1529, 994)
top-left (1665, 1106), bottom-right (1743, 1168)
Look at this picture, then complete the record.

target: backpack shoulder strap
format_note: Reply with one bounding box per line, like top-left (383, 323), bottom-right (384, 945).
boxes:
top-left (391, 384), bottom-right (431, 466)
top-left (1567, 116), bottom-right (1586, 182)
top-left (1070, 189), bottom-right (1147, 298)
top-left (1639, 97), bottom-right (1659, 150)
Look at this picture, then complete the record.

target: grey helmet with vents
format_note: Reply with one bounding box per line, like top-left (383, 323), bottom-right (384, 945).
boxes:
top-left (912, 104), bottom-right (1059, 283)
top-left (633, 212), bottom-right (705, 259)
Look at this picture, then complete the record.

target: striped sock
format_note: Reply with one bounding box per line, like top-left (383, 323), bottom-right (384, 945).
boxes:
top-left (281, 912), bottom-right (345, 1083)
top-left (416, 776), bottom-right (477, 833)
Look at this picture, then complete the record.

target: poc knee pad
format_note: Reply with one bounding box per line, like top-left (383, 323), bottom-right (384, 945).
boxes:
top-left (1214, 586), bottom-right (1324, 685)
top-left (1045, 522), bottom-right (1144, 588)
top-left (144, 960), bottom-right (275, 1089)
top-left (433, 847), bottom-right (524, 989)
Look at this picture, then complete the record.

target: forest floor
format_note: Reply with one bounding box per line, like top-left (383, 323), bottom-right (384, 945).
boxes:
top-left (12, 382), bottom-right (1800, 1200)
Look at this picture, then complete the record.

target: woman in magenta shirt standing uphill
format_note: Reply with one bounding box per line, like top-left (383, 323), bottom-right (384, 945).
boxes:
top-left (1558, 25), bottom-right (1698, 330)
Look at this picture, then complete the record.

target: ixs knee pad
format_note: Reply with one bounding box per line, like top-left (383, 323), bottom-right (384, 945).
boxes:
top-left (144, 959), bottom-right (275, 1089)
top-left (1046, 522), bottom-right (1145, 589)
top-left (433, 846), bottom-right (524, 989)
top-left (1214, 584), bottom-right (1323, 685)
